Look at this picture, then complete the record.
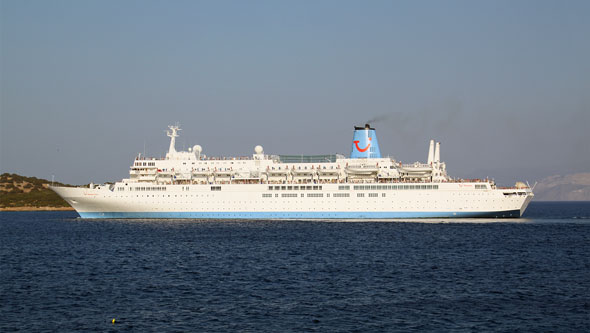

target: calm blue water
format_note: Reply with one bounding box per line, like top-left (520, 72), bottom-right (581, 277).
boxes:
top-left (1, 202), bottom-right (589, 332)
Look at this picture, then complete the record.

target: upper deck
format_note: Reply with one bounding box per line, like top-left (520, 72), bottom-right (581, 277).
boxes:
top-left (121, 124), bottom-right (528, 191)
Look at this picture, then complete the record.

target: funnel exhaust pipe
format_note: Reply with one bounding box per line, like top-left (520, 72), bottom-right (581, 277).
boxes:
top-left (350, 124), bottom-right (382, 159)
top-left (428, 140), bottom-right (435, 164)
top-left (434, 142), bottom-right (441, 163)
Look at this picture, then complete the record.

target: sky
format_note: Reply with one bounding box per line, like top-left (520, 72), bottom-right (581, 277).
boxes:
top-left (1, 0), bottom-right (589, 186)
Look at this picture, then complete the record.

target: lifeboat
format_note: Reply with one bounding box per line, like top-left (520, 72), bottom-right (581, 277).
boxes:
top-left (291, 168), bottom-right (316, 175)
top-left (398, 162), bottom-right (433, 173)
top-left (214, 168), bottom-right (234, 177)
top-left (346, 164), bottom-right (379, 175)
top-left (318, 167), bottom-right (339, 175)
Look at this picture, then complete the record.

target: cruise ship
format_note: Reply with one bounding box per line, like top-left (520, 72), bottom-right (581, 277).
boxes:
top-left (51, 124), bottom-right (533, 219)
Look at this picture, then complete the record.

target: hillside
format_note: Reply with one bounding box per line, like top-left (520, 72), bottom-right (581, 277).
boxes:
top-left (0, 173), bottom-right (74, 210)
top-left (533, 173), bottom-right (590, 201)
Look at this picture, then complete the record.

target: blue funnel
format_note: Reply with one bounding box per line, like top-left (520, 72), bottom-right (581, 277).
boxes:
top-left (350, 124), bottom-right (382, 158)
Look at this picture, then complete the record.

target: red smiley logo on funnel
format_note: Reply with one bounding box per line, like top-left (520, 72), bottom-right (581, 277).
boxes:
top-left (353, 137), bottom-right (372, 152)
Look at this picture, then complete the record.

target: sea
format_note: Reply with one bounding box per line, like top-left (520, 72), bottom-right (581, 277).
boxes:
top-left (1, 201), bottom-right (589, 332)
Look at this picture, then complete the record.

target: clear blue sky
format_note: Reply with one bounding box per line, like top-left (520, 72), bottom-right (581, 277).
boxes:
top-left (1, 0), bottom-right (589, 185)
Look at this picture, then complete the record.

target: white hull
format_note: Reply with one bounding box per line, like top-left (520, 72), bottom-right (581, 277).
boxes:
top-left (51, 182), bottom-right (533, 219)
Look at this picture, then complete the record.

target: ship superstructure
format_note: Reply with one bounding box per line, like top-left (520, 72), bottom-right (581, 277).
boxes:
top-left (51, 124), bottom-right (533, 219)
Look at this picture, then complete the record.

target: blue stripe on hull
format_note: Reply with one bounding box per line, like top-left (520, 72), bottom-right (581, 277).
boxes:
top-left (78, 210), bottom-right (521, 219)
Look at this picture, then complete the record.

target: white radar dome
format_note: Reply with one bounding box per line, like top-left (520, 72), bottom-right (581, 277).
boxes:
top-left (193, 145), bottom-right (202, 154)
top-left (254, 145), bottom-right (264, 154)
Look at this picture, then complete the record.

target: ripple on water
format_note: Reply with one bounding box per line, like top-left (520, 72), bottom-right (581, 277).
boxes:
top-left (1, 203), bottom-right (589, 331)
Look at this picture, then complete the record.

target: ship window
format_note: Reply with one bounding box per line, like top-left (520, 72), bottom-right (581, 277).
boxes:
top-left (382, 193), bottom-right (386, 197)
top-left (369, 193), bottom-right (378, 197)
top-left (287, 186), bottom-right (292, 190)
top-left (421, 185), bottom-right (427, 190)
top-left (294, 186), bottom-right (299, 190)
top-left (306, 186), bottom-right (312, 190)
top-left (262, 193), bottom-right (272, 198)
top-left (357, 193), bottom-right (364, 197)
top-left (333, 193), bottom-right (350, 198)
top-left (338, 185), bottom-right (350, 190)
top-left (434, 185), bottom-right (439, 190)
top-left (210, 186), bottom-right (221, 191)
top-left (313, 186), bottom-right (318, 190)
top-left (281, 186), bottom-right (286, 190)
top-left (268, 186), bottom-right (273, 190)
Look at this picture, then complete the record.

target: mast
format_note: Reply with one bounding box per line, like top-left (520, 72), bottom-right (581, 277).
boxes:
top-left (167, 125), bottom-right (181, 157)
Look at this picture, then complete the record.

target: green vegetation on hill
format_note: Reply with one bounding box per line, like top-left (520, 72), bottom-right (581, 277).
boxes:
top-left (0, 173), bottom-right (72, 208)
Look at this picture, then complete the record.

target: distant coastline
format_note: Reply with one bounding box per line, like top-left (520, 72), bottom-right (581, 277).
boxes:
top-left (533, 173), bottom-right (590, 201)
top-left (0, 173), bottom-right (74, 210)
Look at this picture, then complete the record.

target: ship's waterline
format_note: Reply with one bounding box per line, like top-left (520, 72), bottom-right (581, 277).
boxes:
top-left (51, 124), bottom-right (533, 219)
